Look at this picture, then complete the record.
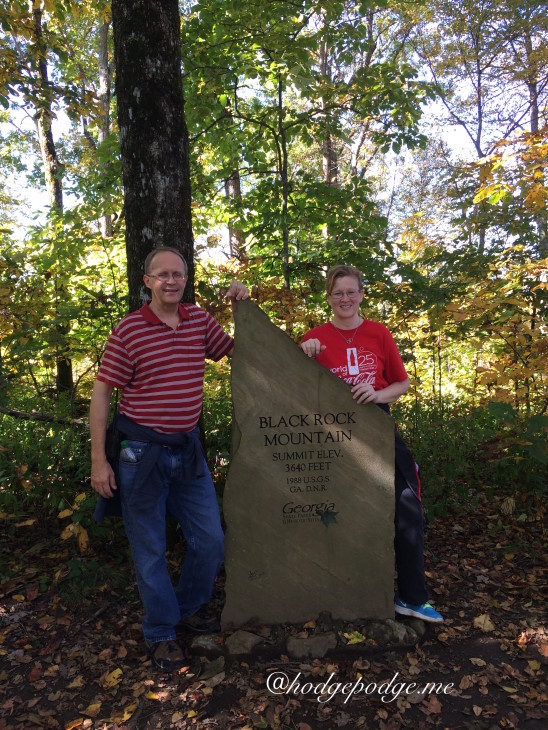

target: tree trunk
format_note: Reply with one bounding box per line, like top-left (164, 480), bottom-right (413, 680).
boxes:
top-left (32, 3), bottom-right (72, 394)
top-left (111, 0), bottom-right (194, 311)
top-left (319, 41), bottom-right (338, 187)
top-left (224, 169), bottom-right (246, 261)
top-left (524, 28), bottom-right (547, 258)
top-left (97, 18), bottom-right (113, 239)
top-left (276, 73), bottom-right (290, 290)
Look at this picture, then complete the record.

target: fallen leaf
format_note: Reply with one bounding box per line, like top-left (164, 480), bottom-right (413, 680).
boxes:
top-left (473, 705), bottom-right (483, 716)
top-left (83, 703), bottom-right (101, 718)
top-left (473, 614), bottom-right (495, 632)
top-left (57, 509), bottom-right (74, 519)
top-left (64, 719), bottom-right (83, 730)
top-left (67, 675), bottom-right (85, 689)
top-left (110, 702), bottom-right (137, 723)
top-left (425, 695), bottom-right (442, 713)
top-left (76, 524), bottom-right (89, 554)
top-left (12, 594), bottom-right (26, 603)
top-left (28, 666), bottom-right (42, 682)
top-left (102, 668), bottom-right (123, 688)
top-left (470, 657), bottom-right (487, 666)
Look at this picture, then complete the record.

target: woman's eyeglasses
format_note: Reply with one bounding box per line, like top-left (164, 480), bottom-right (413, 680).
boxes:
top-left (329, 290), bottom-right (361, 300)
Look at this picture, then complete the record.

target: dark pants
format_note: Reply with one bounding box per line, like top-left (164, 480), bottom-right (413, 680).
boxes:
top-left (394, 429), bottom-right (428, 605)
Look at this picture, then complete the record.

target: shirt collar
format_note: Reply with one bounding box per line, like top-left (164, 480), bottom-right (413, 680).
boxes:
top-left (139, 301), bottom-right (191, 325)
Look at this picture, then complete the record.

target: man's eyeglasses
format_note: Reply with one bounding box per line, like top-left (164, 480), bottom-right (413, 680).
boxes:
top-left (329, 289), bottom-right (362, 300)
top-left (146, 272), bottom-right (187, 282)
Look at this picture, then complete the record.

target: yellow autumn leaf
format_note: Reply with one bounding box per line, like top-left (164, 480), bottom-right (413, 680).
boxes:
top-left (528, 660), bottom-right (541, 671)
top-left (102, 668), bottom-right (123, 688)
top-left (74, 493), bottom-right (87, 506)
top-left (19, 464), bottom-right (28, 475)
top-left (12, 594), bottom-right (26, 603)
top-left (524, 183), bottom-right (548, 211)
top-left (110, 703), bottom-right (137, 723)
top-left (67, 676), bottom-right (85, 689)
top-left (83, 703), bottom-right (101, 718)
top-left (76, 524), bottom-right (89, 554)
top-left (60, 524), bottom-right (76, 540)
top-left (15, 519), bottom-right (36, 527)
top-left (145, 691), bottom-right (160, 700)
top-left (473, 614), bottom-right (495, 632)
top-left (64, 719), bottom-right (84, 730)
top-left (503, 686), bottom-right (518, 693)
top-left (58, 509), bottom-right (74, 519)
top-left (187, 710), bottom-right (198, 718)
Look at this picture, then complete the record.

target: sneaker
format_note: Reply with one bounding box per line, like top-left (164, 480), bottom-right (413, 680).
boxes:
top-left (395, 598), bottom-right (444, 623)
top-left (146, 640), bottom-right (187, 671)
top-left (179, 609), bottom-right (221, 634)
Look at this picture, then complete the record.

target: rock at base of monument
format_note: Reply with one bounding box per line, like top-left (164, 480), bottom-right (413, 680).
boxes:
top-left (287, 633), bottom-right (337, 659)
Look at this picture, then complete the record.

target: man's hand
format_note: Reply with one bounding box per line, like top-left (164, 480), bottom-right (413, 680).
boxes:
top-left (301, 339), bottom-right (326, 358)
top-left (91, 458), bottom-right (117, 498)
top-left (224, 280), bottom-right (250, 301)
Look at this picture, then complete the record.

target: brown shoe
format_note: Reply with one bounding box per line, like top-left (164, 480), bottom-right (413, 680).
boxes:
top-left (146, 640), bottom-right (186, 671)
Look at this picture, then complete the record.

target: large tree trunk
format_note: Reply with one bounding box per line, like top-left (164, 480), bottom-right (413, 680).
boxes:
top-left (111, 0), bottom-right (194, 311)
top-left (32, 2), bottom-right (72, 394)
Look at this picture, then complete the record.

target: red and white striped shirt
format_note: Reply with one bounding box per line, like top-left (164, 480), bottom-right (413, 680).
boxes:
top-left (97, 302), bottom-right (233, 433)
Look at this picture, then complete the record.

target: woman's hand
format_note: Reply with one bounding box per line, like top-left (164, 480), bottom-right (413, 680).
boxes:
top-left (301, 339), bottom-right (326, 358)
top-left (351, 382), bottom-right (379, 404)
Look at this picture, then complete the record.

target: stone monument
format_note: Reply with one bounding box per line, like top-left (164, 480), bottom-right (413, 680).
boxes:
top-left (221, 300), bottom-right (395, 627)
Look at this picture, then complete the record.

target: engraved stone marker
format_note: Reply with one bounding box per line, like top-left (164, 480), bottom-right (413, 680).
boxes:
top-left (221, 300), bottom-right (395, 627)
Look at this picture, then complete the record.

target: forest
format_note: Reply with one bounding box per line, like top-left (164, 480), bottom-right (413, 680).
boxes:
top-left (0, 1), bottom-right (546, 727)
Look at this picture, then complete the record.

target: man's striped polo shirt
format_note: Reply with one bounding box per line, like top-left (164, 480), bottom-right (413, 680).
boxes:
top-left (97, 301), bottom-right (233, 433)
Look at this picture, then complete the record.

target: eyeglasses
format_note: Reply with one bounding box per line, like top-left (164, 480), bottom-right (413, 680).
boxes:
top-left (329, 289), bottom-right (362, 300)
top-left (146, 272), bottom-right (187, 282)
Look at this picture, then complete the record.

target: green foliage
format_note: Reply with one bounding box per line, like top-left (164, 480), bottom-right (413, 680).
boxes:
top-left (0, 407), bottom-right (90, 517)
top-left (202, 360), bottom-right (233, 491)
top-left (394, 399), bottom-right (548, 518)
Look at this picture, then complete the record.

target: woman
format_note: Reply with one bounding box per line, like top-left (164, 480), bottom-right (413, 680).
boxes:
top-left (301, 265), bottom-right (443, 623)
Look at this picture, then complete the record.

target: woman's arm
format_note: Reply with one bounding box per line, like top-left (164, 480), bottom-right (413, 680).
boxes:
top-left (351, 378), bottom-right (410, 405)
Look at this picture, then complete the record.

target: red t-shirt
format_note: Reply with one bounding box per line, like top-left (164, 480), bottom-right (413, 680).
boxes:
top-left (301, 320), bottom-right (408, 390)
top-left (97, 302), bottom-right (233, 433)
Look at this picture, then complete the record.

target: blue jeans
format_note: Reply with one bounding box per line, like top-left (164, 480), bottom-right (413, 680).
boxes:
top-left (118, 439), bottom-right (224, 643)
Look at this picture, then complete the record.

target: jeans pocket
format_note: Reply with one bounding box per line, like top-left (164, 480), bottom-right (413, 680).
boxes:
top-left (119, 439), bottom-right (149, 464)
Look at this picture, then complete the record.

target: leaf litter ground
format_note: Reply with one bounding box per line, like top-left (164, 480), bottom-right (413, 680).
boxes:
top-left (0, 495), bottom-right (545, 730)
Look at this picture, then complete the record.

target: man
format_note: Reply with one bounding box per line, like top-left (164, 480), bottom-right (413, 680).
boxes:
top-left (90, 246), bottom-right (249, 670)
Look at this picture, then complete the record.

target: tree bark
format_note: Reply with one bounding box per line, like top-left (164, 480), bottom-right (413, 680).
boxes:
top-left (319, 40), bottom-right (338, 187)
top-left (224, 169), bottom-right (246, 261)
top-left (97, 18), bottom-right (113, 239)
top-left (111, 0), bottom-right (194, 311)
top-left (32, 2), bottom-right (72, 394)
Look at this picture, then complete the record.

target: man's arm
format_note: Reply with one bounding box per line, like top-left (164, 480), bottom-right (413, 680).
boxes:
top-left (224, 280), bottom-right (250, 356)
top-left (90, 379), bottom-right (117, 498)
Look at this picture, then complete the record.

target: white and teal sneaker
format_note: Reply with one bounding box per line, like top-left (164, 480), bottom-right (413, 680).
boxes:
top-left (395, 598), bottom-right (444, 623)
